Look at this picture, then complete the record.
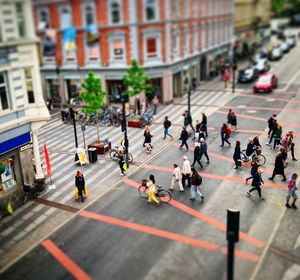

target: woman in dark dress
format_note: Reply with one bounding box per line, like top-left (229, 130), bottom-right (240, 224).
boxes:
top-left (246, 156), bottom-right (260, 183)
top-left (269, 151), bottom-right (287, 181)
top-left (75, 170), bottom-right (85, 202)
top-left (233, 141), bottom-right (241, 169)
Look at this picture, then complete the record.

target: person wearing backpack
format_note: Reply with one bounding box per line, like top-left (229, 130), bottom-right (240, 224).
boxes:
top-left (286, 173), bottom-right (298, 209)
top-left (220, 123), bottom-right (231, 147)
top-left (190, 167), bottom-right (204, 201)
top-left (163, 116), bottom-right (173, 140)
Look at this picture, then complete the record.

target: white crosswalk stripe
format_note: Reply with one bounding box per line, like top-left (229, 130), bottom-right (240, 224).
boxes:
top-left (37, 90), bottom-right (231, 204)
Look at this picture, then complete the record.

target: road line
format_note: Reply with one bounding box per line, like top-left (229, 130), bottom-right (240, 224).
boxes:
top-left (238, 93), bottom-right (300, 105)
top-left (283, 68), bottom-right (300, 91)
top-left (249, 208), bottom-right (286, 280)
top-left (123, 178), bottom-right (265, 249)
top-left (143, 164), bottom-right (285, 189)
top-left (80, 210), bottom-right (259, 262)
top-left (41, 239), bottom-right (92, 280)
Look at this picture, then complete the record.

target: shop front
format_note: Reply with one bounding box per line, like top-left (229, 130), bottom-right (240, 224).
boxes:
top-left (45, 78), bottom-right (60, 103)
top-left (64, 79), bottom-right (81, 103)
top-left (106, 80), bottom-right (128, 103)
top-left (0, 132), bottom-right (34, 215)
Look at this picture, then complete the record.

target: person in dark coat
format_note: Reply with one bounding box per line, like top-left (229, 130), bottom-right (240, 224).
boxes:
top-left (220, 123), bottom-right (231, 147)
top-left (191, 143), bottom-right (203, 168)
top-left (246, 137), bottom-right (254, 157)
top-left (247, 169), bottom-right (264, 200)
top-left (233, 141), bottom-right (241, 169)
top-left (269, 151), bottom-right (287, 181)
top-left (75, 170), bottom-right (85, 202)
top-left (179, 127), bottom-right (189, 150)
top-left (199, 138), bottom-right (210, 163)
top-left (230, 112), bottom-right (238, 131)
top-left (246, 156), bottom-right (260, 183)
top-left (117, 149), bottom-right (126, 175)
top-left (143, 126), bottom-right (153, 153)
top-left (183, 110), bottom-right (195, 132)
top-left (200, 113), bottom-right (208, 138)
top-left (267, 114), bottom-right (277, 137)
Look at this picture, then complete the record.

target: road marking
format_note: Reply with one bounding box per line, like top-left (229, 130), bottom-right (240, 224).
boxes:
top-left (123, 178), bottom-right (265, 249)
top-left (283, 68), bottom-right (300, 91)
top-left (80, 210), bottom-right (259, 262)
top-left (266, 99), bottom-right (276, 102)
top-left (247, 110), bottom-right (257, 113)
top-left (238, 93), bottom-right (300, 105)
top-left (42, 239), bottom-right (92, 280)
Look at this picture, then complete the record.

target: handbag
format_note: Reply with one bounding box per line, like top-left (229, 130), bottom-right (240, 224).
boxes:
top-left (84, 184), bottom-right (88, 197)
top-left (123, 162), bottom-right (127, 171)
top-left (74, 188), bottom-right (79, 200)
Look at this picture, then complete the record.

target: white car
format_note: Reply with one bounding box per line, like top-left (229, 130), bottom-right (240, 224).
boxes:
top-left (280, 42), bottom-right (290, 53)
top-left (253, 59), bottom-right (270, 73)
top-left (286, 37), bottom-right (296, 48)
top-left (269, 48), bottom-right (282, 61)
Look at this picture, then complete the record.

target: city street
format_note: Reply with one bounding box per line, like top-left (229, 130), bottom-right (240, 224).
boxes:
top-left (1, 39), bottom-right (300, 280)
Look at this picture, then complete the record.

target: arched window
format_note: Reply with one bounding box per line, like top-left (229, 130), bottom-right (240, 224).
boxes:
top-left (110, 1), bottom-right (121, 24)
top-left (145, 0), bottom-right (157, 21)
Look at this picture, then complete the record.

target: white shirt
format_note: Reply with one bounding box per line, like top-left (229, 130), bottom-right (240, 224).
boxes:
top-left (182, 160), bottom-right (191, 175)
top-left (173, 167), bottom-right (181, 180)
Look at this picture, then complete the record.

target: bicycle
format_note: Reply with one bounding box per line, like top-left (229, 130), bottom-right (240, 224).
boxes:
top-left (23, 179), bottom-right (47, 203)
top-left (240, 147), bottom-right (266, 165)
top-left (109, 146), bottom-right (133, 163)
top-left (139, 112), bottom-right (153, 127)
top-left (138, 180), bottom-right (172, 203)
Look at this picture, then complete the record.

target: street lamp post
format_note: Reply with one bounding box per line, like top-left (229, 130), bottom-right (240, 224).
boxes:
top-left (81, 122), bottom-right (86, 150)
top-left (187, 86), bottom-right (191, 116)
top-left (232, 46), bottom-right (237, 94)
top-left (121, 97), bottom-right (129, 167)
top-left (69, 107), bottom-right (79, 161)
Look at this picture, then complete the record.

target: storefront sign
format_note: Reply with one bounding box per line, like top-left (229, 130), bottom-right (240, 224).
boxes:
top-left (76, 148), bottom-right (88, 166)
top-left (20, 144), bottom-right (31, 152)
top-left (0, 133), bottom-right (31, 155)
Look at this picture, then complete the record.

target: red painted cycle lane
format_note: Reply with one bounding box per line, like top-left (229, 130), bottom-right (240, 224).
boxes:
top-left (80, 210), bottom-right (259, 262)
top-left (124, 178), bottom-right (265, 249)
top-left (42, 239), bottom-right (92, 280)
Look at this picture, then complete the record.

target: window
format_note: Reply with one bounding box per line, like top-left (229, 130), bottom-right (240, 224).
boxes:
top-left (83, 2), bottom-right (96, 25)
top-left (172, 31), bottom-right (179, 58)
top-left (111, 39), bottom-right (124, 61)
top-left (60, 5), bottom-right (72, 29)
top-left (145, 0), bottom-right (157, 21)
top-left (184, 29), bottom-right (189, 54)
top-left (37, 8), bottom-right (50, 31)
top-left (183, 0), bottom-right (189, 17)
top-left (146, 38), bottom-right (157, 58)
top-left (16, 3), bottom-right (26, 37)
top-left (87, 45), bottom-right (99, 61)
top-left (193, 0), bottom-right (198, 17)
top-left (0, 72), bottom-right (9, 111)
top-left (24, 68), bottom-right (35, 104)
top-left (193, 29), bottom-right (198, 51)
top-left (110, 1), bottom-right (121, 24)
top-left (173, 0), bottom-right (179, 18)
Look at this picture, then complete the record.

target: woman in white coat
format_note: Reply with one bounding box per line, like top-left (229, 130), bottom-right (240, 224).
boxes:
top-left (169, 163), bottom-right (184, 192)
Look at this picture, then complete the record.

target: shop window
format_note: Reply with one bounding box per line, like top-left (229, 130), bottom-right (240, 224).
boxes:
top-left (37, 7), bottom-right (50, 31)
top-left (24, 68), bottom-right (35, 104)
top-left (109, 1), bottom-right (121, 24)
top-left (60, 5), bottom-right (72, 29)
top-left (15, 3), bottom-right (26, 38)
top-left (0, 72), bottom-right (9, 111)
top-left (145, 0), bottom-right (157, 21)
top-left (0, 158), bottom-right (18, 196)
top-left (146, 38), bottom-right (157, 58)
top-left (173, 0), bottom-right (179, 18)
top-left (46, 79), bottom-right (60, 102)
top-left (83, 1), bottom-right (96, 26)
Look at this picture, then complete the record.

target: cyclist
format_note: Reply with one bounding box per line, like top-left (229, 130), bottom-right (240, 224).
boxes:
top-left (147, 174), bottom-right (160, 206)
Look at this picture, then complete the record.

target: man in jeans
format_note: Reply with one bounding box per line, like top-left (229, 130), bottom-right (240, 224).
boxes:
top-left (286, 173), bottom-right (298, 209)
top-left (190, 167), bottom-right (204, 201)
top-left (163, 116), bottom-right (173, 140)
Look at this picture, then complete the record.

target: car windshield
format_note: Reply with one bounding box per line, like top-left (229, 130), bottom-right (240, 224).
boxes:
top-left (258, 76), bottom-right (271, 83)
top-left (244, 69), bottom-right (253, 75)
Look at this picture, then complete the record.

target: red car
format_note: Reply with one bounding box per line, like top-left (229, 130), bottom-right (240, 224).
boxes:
top-left (253, 73), bottom-right (278, 93)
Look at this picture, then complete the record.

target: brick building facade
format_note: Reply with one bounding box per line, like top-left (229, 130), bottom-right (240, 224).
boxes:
top-left (32, 0), bottom-right (234, 105)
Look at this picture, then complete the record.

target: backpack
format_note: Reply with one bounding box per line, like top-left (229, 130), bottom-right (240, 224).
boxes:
top-left (195, 174), bottom-right (203, 186)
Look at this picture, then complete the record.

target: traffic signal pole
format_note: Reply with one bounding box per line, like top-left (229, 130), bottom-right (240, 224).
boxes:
top-left (232, 68), bottom-right (236, 94)
top-left (121, 97), bottom-right (129, 167)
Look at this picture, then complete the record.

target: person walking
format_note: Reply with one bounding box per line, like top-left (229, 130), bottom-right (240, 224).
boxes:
top-left (75, 171), bottom-right (85, 202)
top-left (200, 113), bottom-right (208, 138)
top-left (220, 123), bottom-right (231, 147)
top-left (169, 163), bottom-right (184, 192)
top-left (287, 131), bottom-right (297, 161)
top-left (247, 169), bottom-right (265, 200)
top-left (143, 126), bottom-right (153, 153)
top-left (230, 112), bottom-right (238, 132)
top-left (163, 116), bottom-right (173, 140)
top-left (134, 97), bottom-right (141, 115)
top-left (117, 149), bottom-right (126, 175)
top-left (269, 151), bottom-right (287, 181)
top-left (227, 109), bottom-right (233, 127)
top-left (192, 143), bottom-right (204, 169)
top-left (183, 110), bottom-right (195, 132)
top-left (273, 125), bottom-right (282, 150)
top-left (146, 174), bottom-right (160, 206)
top-left (199, 138), bottom-right (210, 164)
top-left (179, 127), bottom-right (189, 150)
top-left (182, 156), bottom-right (192, 188)
top-left (286, 173), bottom-right (298, 209)
top-left (190, 167), bottom-right (204, 201)
top-left (246, 156), bottom-right (260, 183)
top-left (152, 96), bottom-right (159, 115)
top-left (233, 140), bottom-right (241, 169)
top-left (267, 114), bottom-right (277, 137)
top-left (266, 119), bottom-right (278, 146)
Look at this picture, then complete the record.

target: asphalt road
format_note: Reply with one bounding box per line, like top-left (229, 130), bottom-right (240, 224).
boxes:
top-left (2, 44), bottom-right (300, 280)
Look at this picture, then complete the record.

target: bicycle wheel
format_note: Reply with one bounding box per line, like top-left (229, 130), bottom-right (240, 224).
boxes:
top-left (256, 154), bottom-right (266, 165)
top-left (138, 185), bottom-right (148, 199)
top-left (147, 117), bottom-right (153, 125)
top-left (127, 153), bottom-right (133, 163)
top-left (240, 151), bottom-right (249, 162)
top-left (36, 181), bottom-right (46, 195)
top-left (109, 149), bottom-right (118, 161)
top-left (113, 119), bottom-right (120, 127)
top-left (106, 118), bottom-right (112, 127)
top-left (157, 189), bottom-right (172, 203)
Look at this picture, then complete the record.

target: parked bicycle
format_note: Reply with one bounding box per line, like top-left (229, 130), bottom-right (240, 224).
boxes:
top-left (110, 146), bottom-right (133, 163)
top-left (138, 180), bottom-right (172, 203)
top-left (139, 111), bottom-right (153, 127)
top-left (23, 180), bottom-right (47, 203)
top-left (240, 147), bottom-right (266, 165)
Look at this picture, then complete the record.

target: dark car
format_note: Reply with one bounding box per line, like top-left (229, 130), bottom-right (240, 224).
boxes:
top-left (238, 67), bottom-right (259, 83)
top-left (253, 73), bottom-right (278, 93)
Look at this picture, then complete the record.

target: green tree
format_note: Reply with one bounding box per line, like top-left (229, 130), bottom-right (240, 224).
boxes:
top-left (122, 59), bottom-right (152, 98)
top-left (272, 0), bottom-right (286, 15)
top-left (80, 71), bottom-right (106, 142)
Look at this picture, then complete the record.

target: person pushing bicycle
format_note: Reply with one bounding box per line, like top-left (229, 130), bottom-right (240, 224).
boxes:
top-left (146, 174), bottom-right (160, 206)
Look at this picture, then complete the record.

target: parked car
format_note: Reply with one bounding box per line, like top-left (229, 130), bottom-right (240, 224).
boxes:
top-left (268, 47), bottom-right (283, 61)
top-left (238, 67), bottom-right (259, 83)
top-left (253, 58), bottom-right (271, 73)
top-left (286, 37), bottom-right (296, 48)
top-left (280, 42), bottom-right (290, 53)
top-left (253, 73), bottom-right (278, 93)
